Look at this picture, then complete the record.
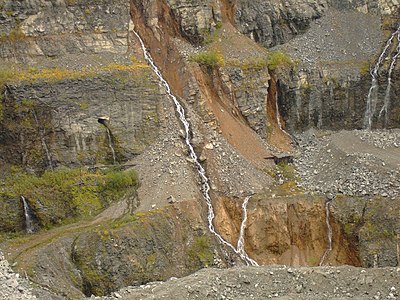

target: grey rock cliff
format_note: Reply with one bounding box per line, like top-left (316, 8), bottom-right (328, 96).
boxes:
top-left (1, 70), bottom-right (164, 171)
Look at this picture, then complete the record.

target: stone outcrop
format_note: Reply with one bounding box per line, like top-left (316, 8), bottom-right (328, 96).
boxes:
top-left (234, 0), bottom-right (394, 49)
top-left (214, 191), bottom-right (399, 268)
top-left (234, 0), bottom-right (328, 48)
top-left (276, 9), bottom-right (400, 132)
top-left (1, 70), bottom-right (163, 171)
top-left (0, 0), bottom-right (167, 172)
top-left (0, 0), bottom-right (130, 62)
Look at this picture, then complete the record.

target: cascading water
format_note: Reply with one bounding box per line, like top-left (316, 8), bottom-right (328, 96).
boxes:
top-left (319, 199), bottom-right (333, 266)
top-left (237, 196), bottom-right (258, 266)
top-left (106, 128), bottom-right (117, 165)
top-left (21, 196), bottom-right (34, 234)
top-left (364, 26), bottom-right (400, 129)
top-left (132, 30), bottom-right (257, 266)
top-left (98, 117), bottom-right (117, 165)
top-left (379, 29), bottom-right (400, 127)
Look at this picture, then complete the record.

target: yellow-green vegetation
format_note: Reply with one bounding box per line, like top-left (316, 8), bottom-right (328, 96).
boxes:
top-left (202, 21), bottom-right (223, 45)
top-left (189, 50), bottom-right (225, 69)
top-left (0, 94), bottom-right (3, 122)
top-left (226, 51), bottom-right (293, 72)
top-left (187, 235), bottom-right (214, 267)
top-left (359, 60), bottom-right (371, 75)
top-left (65, 0), bottom-right (78, 5)
top-left (307, 256), bottom-right (319, 266)
top-left (0, 62), bottom-right (149, 86)
top-left (0, 25), bottom-right (26, 43)
top-left (264, 162), bottom-right (303, 196)
top-left (266, 51), bottom-right (293, 71)
top-left (0, 66), bottom-right (14, 87)
top-left (0, 167), bottom-right (138, 230)
top-left (228, 56), bottom-right (269, 72)
top-left (277, 161), bottom-right (296, 181)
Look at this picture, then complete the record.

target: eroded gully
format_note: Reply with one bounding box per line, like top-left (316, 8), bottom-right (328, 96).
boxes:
top-left (132, 30), bottom-right (258, 266)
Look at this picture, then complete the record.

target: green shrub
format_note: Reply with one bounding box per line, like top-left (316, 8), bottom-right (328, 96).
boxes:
top-left (266, 51), bottom-right (293, 71)
top-left (359, 60), bottom-right (371, 75)
top-left (101, 169), bottom-right (138, 202)
top-left (0, 67), bottom-right (15, 87)
top-left (0, 168), bottom-right (139, 229)
top-left (188, 235), bottom-right (214, 267)
top-left (189, 50), bottom-right (224, 69)
top-left (0, 25), bottom-right (26, 43)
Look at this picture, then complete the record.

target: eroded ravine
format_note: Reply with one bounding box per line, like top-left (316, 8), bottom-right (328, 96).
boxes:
top-left (214, 193), bottom-right (361, 267)
top-left (132, 29), bottom-right (258, 265)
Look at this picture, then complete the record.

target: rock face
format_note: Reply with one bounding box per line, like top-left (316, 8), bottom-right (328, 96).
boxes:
top-left (214, 193), bottom-right (360, 267)
top-left (0, 0), bottom-right (130, 62)
top-left (1, 70), bottom-right (163, 171)
top-left (234, 0), bottom-right (388, 49)
top-left (0, 0), bottom-right (167, 172)
top-left (276, 9), bottom-right (400, 132)
top-left (332, 196), bottom-right (400, 268)
top-left (235, 0), bottom-right (328, 48)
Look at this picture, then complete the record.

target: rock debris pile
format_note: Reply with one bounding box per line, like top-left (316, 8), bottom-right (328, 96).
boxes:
top-left (294, 130), bottom-right (400, 198)
top-left (0, 252), bottom-right (36, 300)
top-left (355, 129), bottom-right (400, 149)
top-left (96, 265), bottom-right (400, 300)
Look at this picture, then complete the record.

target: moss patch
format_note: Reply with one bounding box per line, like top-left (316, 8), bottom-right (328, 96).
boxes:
top-left (187, 235), bottom-right (214, 267)
top-left (189, 50), bottom-right (225, 70)
top-left (0, 62), bottom-right (149, 86)
top-left (0, 167), bottom-right (138, 232)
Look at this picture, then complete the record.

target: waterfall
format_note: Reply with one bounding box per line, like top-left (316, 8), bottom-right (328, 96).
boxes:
top-left (379, 30), bottom-right (400, 127)
top-left (364, 26), bottom-right (400, 129)
top-left (98, 117), bottom-right (117, 165)
top-left (237, 196), bottom-right (258, 266)
top-left (132, 30), bottom-right (257, 266)
top-left (319, 200), bottom-right (333, 266)
top-left (106, 128), bottom-right (117, 165)
top-left (21, 196), bottom-right (34, 234)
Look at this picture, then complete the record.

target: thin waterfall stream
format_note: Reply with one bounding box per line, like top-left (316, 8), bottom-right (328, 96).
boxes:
top-left (97, 117), bottom-right (117, 165)
top-left (379, 29), bottom-right (400, 127)
top-left (21, 196), bottom-right (34, 234)
top-left (133, 30), bottom-right (257, 266)
top-left (105, 127), bottom-right (117, 165)
top-left (319, 199), bottom-right (333, 266)
top-left (237, 196), bottom-right (258, 266)
top-left (364, 25), bottom-right (400, 129)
